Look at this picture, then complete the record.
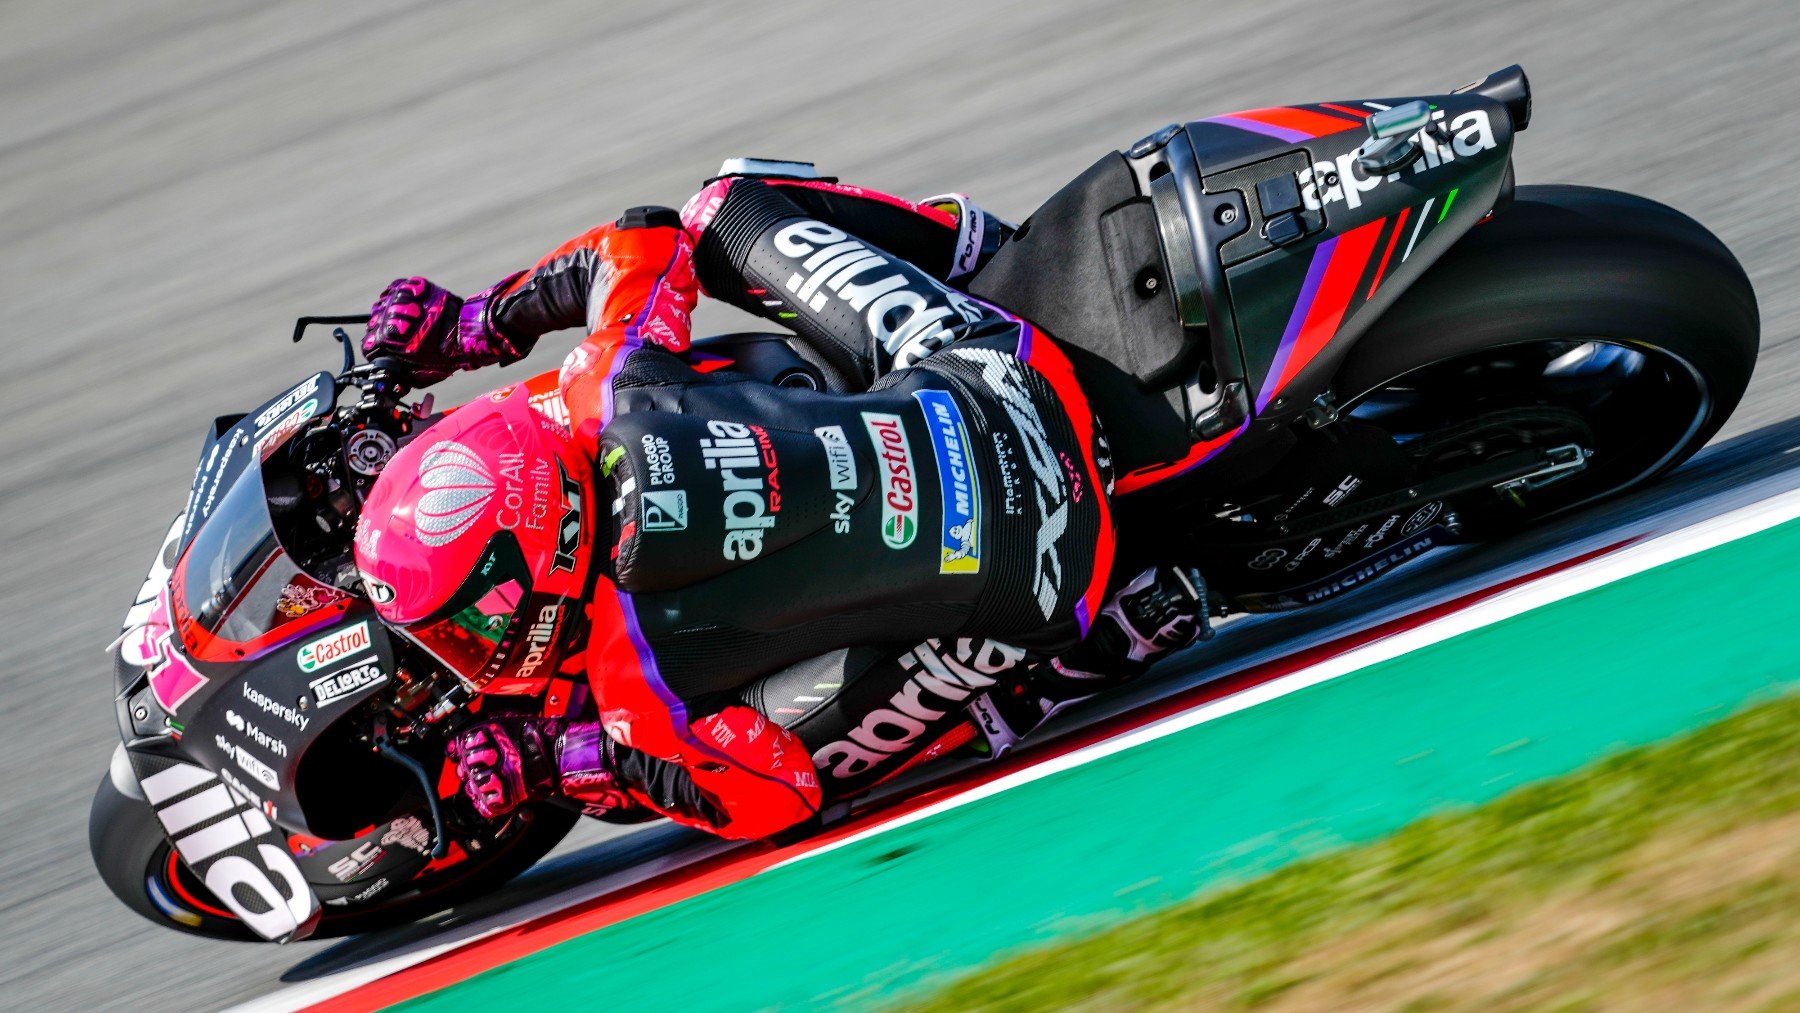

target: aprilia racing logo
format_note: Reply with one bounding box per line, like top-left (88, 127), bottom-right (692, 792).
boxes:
top-left (772, 220), bottom-right (985, 367)
top-left (814, 638), bottom-right (1026, 778)
top-left (701, 420), bottom-right (781, 560)
top-left (1298, 108), bottom-right (1499, 211)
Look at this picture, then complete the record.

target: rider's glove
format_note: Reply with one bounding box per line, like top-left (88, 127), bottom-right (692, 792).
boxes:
top-left (362, 274), bottom-right (526, 384)
top-left (1057, 565), bottom-right (1214, 680)
top-left (446, 717), bottom-right (563, 819)
top-left (446, 718), bottom-right (631, 820)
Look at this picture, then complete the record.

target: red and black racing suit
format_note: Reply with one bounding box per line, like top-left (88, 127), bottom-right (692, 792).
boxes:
top-left (480, 175), bottom-right (1115, 838)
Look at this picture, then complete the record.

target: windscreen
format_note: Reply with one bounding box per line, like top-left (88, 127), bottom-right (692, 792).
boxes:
top-left (177, 461), bottom-right (348, 652)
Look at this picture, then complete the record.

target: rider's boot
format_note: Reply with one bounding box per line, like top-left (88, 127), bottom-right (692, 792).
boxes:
top-left (967, 565), bottom-right (1213, 756)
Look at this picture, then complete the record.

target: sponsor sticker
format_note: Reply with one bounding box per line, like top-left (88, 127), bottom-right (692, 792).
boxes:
top-left (216, 735), bottom-right (280, 790)
top-left (642, 489), bottom-right (689, 531)
top-left (297, 620), bottom-right (372, 673)
top-left (814, 425), bottom-right (858, 491)
top-left (911, 389), bottom-right (981, 574)
top-left (224, 710), bottom-right (289, 757)
top-left (861, 412), bottom-right (918, 549)
top-left (242, 682), bottom-right (309, 729)
top-left (700, 420), bottom-right (780, 560)
top-left (309, 660), bottom-right (388, 706)
top-left (254, 375), bottom-right (322, 431)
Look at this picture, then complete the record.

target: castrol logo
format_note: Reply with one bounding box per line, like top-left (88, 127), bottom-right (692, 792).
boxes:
top-left (414, 441), bottom-right (496, 547)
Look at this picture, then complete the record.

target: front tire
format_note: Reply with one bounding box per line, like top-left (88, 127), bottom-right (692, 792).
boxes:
top-left (88, 771), bottom-right (578, 942)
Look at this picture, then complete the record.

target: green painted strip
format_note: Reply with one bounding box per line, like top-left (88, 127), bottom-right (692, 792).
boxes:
top-left (1437, 187), bottom-right (1459, 222)
top-left (599, 446), bottom-right (625, 476)
top-left (405, 518), bottom-right (1800, 1012)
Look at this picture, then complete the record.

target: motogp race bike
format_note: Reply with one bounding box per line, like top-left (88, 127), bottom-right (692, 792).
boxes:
top-left (91, 66), bottom-right (1758, 942)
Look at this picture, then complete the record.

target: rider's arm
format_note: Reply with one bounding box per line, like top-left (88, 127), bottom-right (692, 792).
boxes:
top-left (681, 176), bottom-right (1015, 388)
top-left (487, 207), bottom-right (696, 358)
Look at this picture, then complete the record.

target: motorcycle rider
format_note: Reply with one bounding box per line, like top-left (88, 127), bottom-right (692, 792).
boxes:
top-left (356, 166), bottom-right (1210, 840)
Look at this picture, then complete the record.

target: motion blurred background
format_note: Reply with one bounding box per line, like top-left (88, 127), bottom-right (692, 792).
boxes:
top-left (2, 1), bottom-right (1795, 1008)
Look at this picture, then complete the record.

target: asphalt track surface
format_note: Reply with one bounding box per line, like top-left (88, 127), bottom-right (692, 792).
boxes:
top-left (2, 2), bottom-right (1796, 1009)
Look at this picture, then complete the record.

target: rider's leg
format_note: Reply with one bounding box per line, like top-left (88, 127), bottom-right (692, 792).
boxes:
top-left (968, 564), bottom-right (1214, 755)
top-left (742, 638), bottom-right (1038, 800)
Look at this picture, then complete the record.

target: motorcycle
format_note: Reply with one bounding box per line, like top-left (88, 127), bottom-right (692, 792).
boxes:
top-left (90, 65), bottom-right (1758, 942)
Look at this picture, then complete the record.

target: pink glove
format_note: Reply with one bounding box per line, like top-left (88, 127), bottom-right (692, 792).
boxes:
top-left (363, 274), bottom-right (524, 383)
top-left (446, 718), bottom-right (561, 819)
top-left (447, 718), bottom-right (631, 819)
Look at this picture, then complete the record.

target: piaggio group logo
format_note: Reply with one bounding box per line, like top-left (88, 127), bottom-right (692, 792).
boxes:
top-left (414, 440), bottom-right (497, 547)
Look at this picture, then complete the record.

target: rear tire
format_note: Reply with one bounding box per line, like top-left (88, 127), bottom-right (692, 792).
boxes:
top-left (89, 771), bottom-right (578, 942)
top-left (1336, 185), bottom-right (1758, 520)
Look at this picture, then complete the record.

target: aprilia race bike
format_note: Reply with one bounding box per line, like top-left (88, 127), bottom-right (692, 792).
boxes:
top-left (91, 66), bottom-right (1758, 942)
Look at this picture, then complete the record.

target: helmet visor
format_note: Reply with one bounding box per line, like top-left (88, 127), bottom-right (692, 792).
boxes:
top-left (399, 533), bottom-right (534, 686)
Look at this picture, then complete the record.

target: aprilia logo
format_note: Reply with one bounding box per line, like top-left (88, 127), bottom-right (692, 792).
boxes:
top-left (773, 220), bottom-right (983, 366)
top-left (139, 761), bottom-right (315, 940)
top-left (814, 638), bottom-right (1026, 778)
top-left (1298, 108), bottom-right (1500, 211)
top-left (513, 605), bottom-right (562, 679)
top-left (702, 420), bottom-right (781, 560)
top-left (861, 413), bottom-right (917, 548)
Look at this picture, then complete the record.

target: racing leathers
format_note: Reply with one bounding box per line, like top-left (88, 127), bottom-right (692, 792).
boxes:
top-left (368, 173), bottom-right (1198, 840)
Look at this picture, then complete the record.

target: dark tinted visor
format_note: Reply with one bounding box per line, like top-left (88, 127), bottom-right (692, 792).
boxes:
top-left (399, 533), bottom-right (534, 684)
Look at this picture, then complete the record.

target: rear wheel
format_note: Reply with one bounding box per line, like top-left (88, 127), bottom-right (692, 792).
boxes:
top-left (1336, 185), bottom-right (1758, 528)
top-left (89, 771), bottom-right (578, 942)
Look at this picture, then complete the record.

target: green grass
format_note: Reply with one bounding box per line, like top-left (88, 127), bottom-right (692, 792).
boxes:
top-left (903, 691), bottom-right (1800, 1011)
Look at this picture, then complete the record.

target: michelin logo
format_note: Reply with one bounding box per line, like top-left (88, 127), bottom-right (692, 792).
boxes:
top-left (912, 389), bottom-right (980, 574)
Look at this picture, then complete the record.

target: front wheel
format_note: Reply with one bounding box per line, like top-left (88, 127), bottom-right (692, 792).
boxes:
top-left (1335, 185), bottom-right (1759, 527)
top-left (88, 771), bottom-right (578, 942)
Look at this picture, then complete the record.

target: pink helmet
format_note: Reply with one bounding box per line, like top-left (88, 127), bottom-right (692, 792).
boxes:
top-left (354, 384), bottom-right (592, 687)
